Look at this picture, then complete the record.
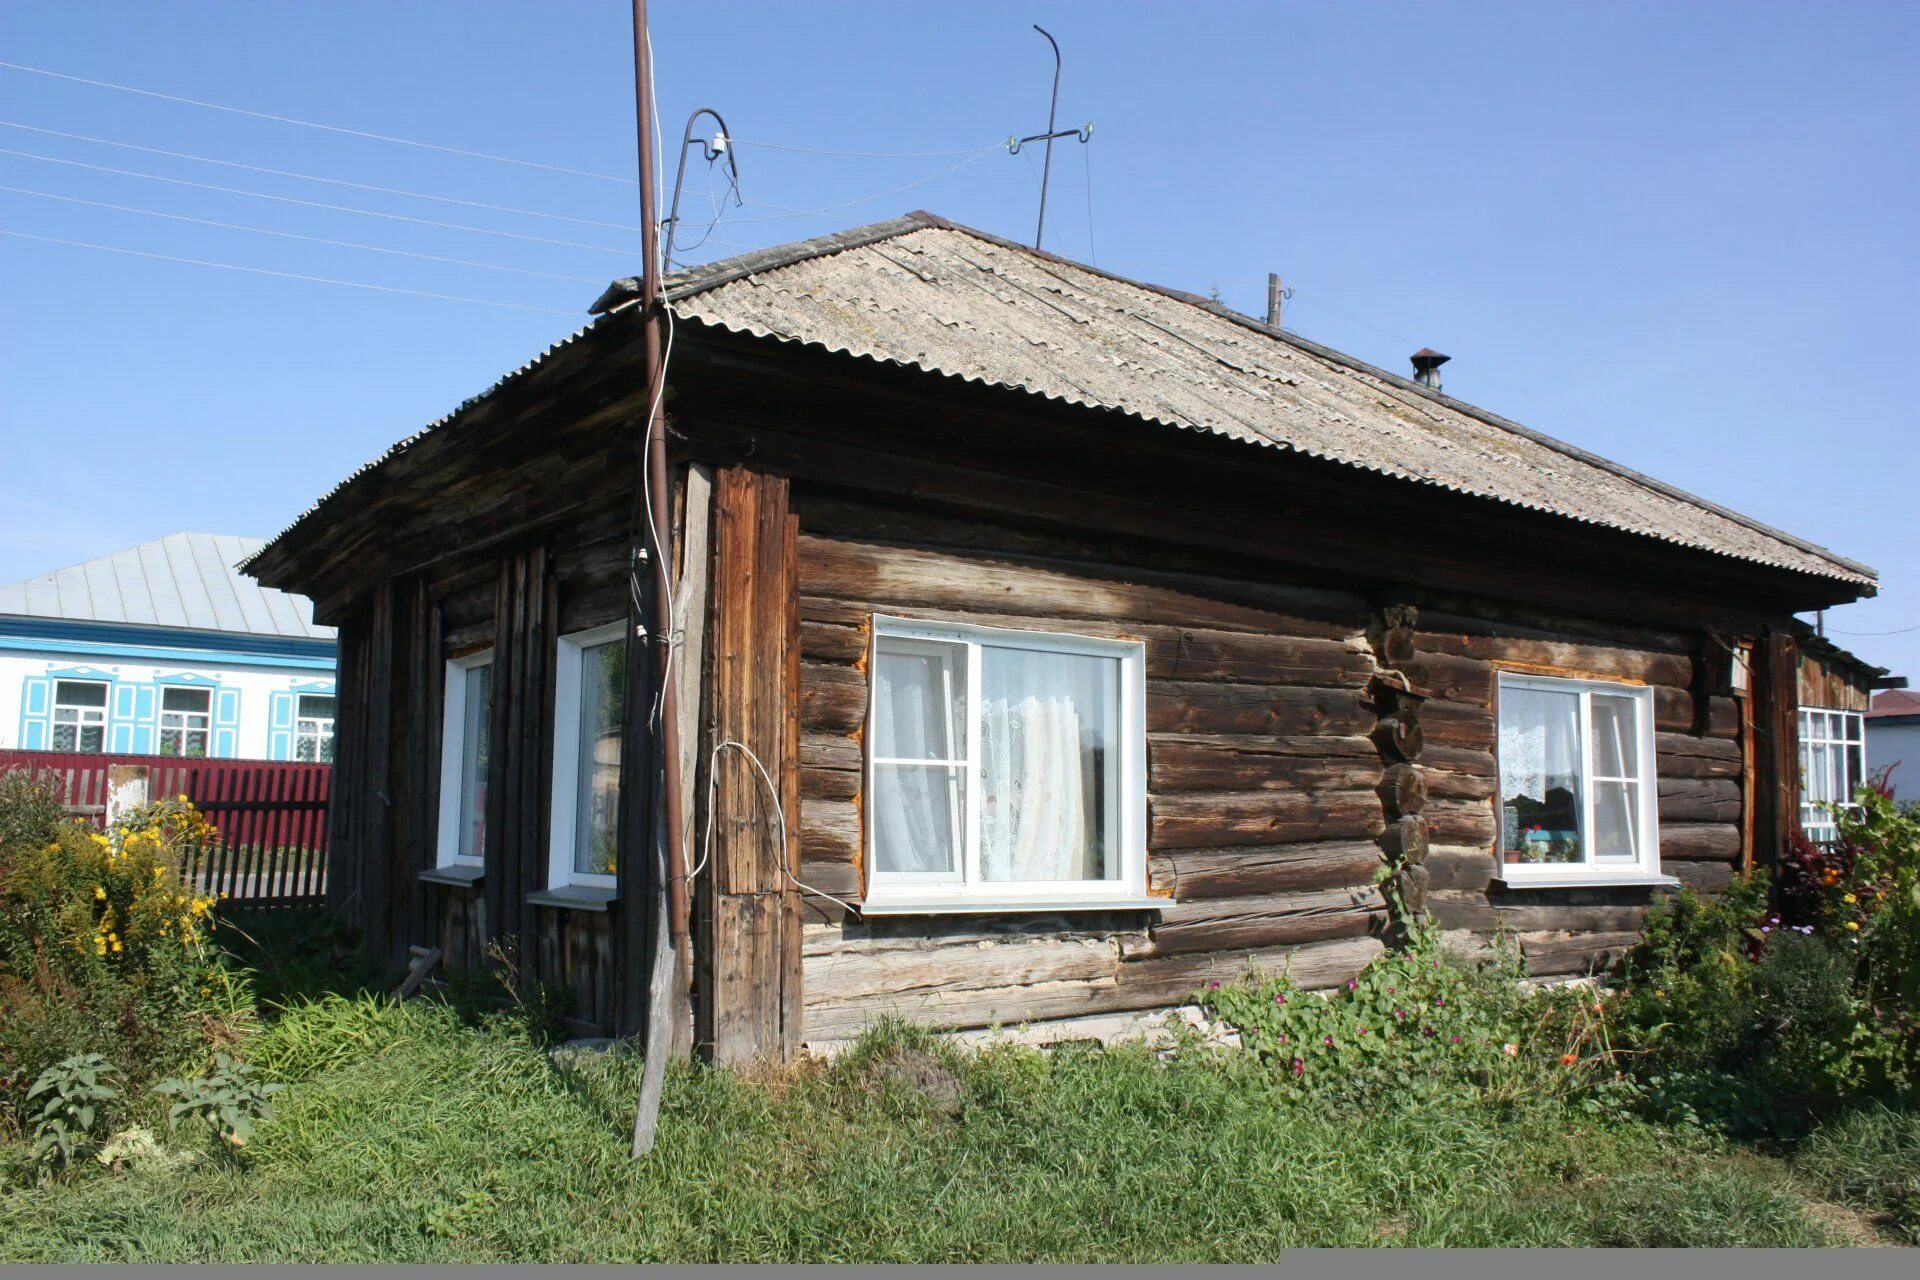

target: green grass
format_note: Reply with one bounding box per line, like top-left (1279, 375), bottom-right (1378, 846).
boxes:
top-left (0, 997), bottom-right (1875, 1260)
top-left (1796, 1105), bottom-right (1920, 1244)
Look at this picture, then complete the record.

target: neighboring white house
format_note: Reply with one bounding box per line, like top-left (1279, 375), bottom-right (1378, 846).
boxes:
top-left (0, 532), bottom-right (337, 761)
top-left (1868, 687), bottom-right (1920, 804)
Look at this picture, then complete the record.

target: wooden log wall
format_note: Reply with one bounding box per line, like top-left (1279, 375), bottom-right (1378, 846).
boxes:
top-left (1403, 612), bottom-right (1747, 976)
top-left (790, 498), bottom-right (1393, 1043)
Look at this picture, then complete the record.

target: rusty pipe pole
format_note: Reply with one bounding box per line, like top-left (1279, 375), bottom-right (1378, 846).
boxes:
top-left (631, 0), bottom-right (689, 947)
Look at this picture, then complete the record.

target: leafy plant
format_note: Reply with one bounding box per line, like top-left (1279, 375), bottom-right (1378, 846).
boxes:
top-left (155, 1054), bottom-right (283, 1150)
top-left (26, 1053), bottom-right (120, 1175)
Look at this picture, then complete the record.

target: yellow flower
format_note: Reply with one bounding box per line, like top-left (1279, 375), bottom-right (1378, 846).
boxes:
top-left (177, 794), bottom-right (188, 803)
top-left (1843, 893), bottom-right (1857, 904)
top-left (1656, 990), bottom-right (1667, 1000)
top-left (94, 886), bottom-right (106, 900)
top-left (154, 867), bottom-right (165, 879)
top-left (110, 939), bottom-right (122, 953)
top-left (1846, 921), bottom-right (1861, 932)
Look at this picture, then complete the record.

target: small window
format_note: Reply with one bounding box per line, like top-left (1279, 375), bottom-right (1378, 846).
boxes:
top-left (548, 623), bottom-right (627, 890)
top-left (158, 686), bottom-right (212, 758)
top-left (294, 694), bottom-right (336, 763)
top-left (1496, 672), bottom-right (1663, 885)
top-left (51, 679), bottom-right (109, 753)
top-left (1799, 708), bottom-right (1865, 844)
top-left (435, 652), bottom-right (493, 867)
top-left (864, 616), bottom-right (1148, 912)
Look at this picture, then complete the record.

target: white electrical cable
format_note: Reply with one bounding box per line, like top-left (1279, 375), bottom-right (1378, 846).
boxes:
top-left (691, 739), bottom-right (861, 918)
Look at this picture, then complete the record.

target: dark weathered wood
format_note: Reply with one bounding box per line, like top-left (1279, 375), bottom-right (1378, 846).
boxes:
top-left (1149, 736), bottom-right (1379, 793)
top-left (1146, 682), bottom-right (1372, 737)
top-left (1655, 733), bottom-right (1743, 778)
top-left (1666, 859), bottom-right (1736, 894)
top-left (1426, 847), bottom-right (1498, 890)
top-left (1124, 886), bottom-right (1384, 958)
top-left (1657, 777), bottom-right (1742, 823)
top-left (1149, 789), bottom-right (1386, 849)
top-left (701, 467), bottom-right (802, 1064)
top-left (1414, 629), bottom-right (1695, 688)
top-left (1147, 839), bottom-right (1382, 900)
top-left (1376, 762), bottom-right (1428, 818)
top-left (1751, 630), bottom-right (1800, 868)
top-left (1429, 889), bottom-right (1650, 934)
top-left (1520, 930), bottom-right (1639, 977)
top-left (1424, 799), bottom-right (1497, 847)
top-left (1660, 822), bottom-right (1742, 861)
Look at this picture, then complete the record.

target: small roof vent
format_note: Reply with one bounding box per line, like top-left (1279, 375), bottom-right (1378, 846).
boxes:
top-left (1410, 348), bottom-right (1450, 392)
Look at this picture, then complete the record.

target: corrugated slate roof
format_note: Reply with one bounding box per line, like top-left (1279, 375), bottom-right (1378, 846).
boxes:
top-left (245, 212), bottom-right (1874, 590)
top-left (1, 532), bottom-right (333, 641)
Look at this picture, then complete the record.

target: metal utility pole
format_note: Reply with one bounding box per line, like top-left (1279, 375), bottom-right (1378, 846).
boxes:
top-left (630, 0), bottom-right (689, 1161)
top-left (1007, 27), bottom-right (1091, 253)
top-left (1266, 274), bottom-right (1285, 329)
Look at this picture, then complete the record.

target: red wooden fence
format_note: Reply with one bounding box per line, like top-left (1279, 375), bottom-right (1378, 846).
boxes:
top-left (0, 750), bottom-right (331, 908)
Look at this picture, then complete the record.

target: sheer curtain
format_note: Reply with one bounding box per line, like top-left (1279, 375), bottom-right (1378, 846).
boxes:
top-left (980, 648), bottom-right (1113, 883)
top-left (1498, 684), bottom-right (1582, 858)
top-left (870, 641), bottom-right (964, 874)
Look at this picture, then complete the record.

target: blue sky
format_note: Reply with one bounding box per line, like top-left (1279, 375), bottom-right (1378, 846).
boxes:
top-left (2, 1), bottom-right (1915, 677)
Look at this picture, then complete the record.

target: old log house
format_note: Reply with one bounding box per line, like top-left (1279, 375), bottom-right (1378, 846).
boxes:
top-left (243, 213), bottom-right (1898, 1059)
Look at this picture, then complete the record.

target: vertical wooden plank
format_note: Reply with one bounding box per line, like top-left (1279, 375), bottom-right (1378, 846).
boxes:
top-left (700, 466), bottom-right (801, 1064)
top-left (1751, 629), bottom-right (1800, 870)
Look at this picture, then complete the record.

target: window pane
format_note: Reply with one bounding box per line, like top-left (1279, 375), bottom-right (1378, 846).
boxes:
top-left (872, 638), bottom-right (966, 761)
top-left (1846, 746), bottom-right (1864, 802)
top-left (55, 681), bottom-right (107, 708)
top-left (1592, 780), bottom-right (1640, 862)
top-left (162, 686), bottom-right (210, 712)
top-left (459, 663), bottom-right (491, 861)
top-left (871, 763), bottom-right (963, 874)
top-left (979, 646), bottom-right (1118, 882)
top-left (1590, 693), bottom-right (1639, 778)
top-left (1499, 685), bottom-right (1583, 864)
top-left (298, 695), bottom-right (336, 721)
top-left (572, 639), bottom-right (624, 878)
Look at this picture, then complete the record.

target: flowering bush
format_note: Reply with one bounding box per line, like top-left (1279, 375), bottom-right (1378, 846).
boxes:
top-left (0, 770), bottom-right (254, 1124)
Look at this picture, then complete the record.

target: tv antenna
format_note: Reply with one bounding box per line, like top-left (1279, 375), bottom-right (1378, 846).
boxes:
top-left (1006, 25), bottom-right (1092, 251)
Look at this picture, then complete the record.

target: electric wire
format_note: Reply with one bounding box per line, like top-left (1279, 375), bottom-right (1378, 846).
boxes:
top-left (0, 120), bottom-right (644, 231)
top-left (731, 138), bottom-right (999, 157)
top-left (0, 60), bottom-right (634, 183)
top-left (716, 145), bottom-right (999, 225)
top-left (692, 740), bottom-right (860, 917)
top-left (0, 227), bottom-right (576, 314)
top-left (0, 148), bottom-right (638, 255)
top-left (0, 184), bottom-right (605, 283)
top-left (1823, 624), bottom-right (1920, 637)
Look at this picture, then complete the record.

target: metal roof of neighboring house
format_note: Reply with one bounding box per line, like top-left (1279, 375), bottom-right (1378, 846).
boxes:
top-left (245, 213), bottom-right (1876, 591)
top-left (0, 532), bottom-right (334, 642)
top-left (1870, 688), bottom-right (1920, 720)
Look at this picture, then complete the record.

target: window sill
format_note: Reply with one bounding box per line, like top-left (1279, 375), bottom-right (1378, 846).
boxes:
top-left (1494, 874), bottom-right (1680, 891)
top-left (858, 896), bottom-right (1163, 917)
top-left (419, 864), bottom-right (485, 888)
top-left (527, 885), bottom-right (619, 913)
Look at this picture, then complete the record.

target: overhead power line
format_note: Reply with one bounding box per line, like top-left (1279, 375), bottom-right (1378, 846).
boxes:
top-left (0, 120), bottom-right (641, 231)
top-left (0, 59), bottom-right (633, 183)
top-left (0, 148), bottom-right (637, 255)
top-left (731, 138), bottom-right (1001, 158)
top-left (0, 227), bottom-right (576, 314)
top-left (0, 185), bottom-right (604, 282)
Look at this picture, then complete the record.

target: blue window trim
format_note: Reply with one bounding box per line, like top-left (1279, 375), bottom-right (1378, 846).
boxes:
top-left (0, 617), bottom-right (334, 670)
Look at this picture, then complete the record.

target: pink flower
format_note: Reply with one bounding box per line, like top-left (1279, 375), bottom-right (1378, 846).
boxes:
top-left (1393, 1008), bottom-right (1407, 1020)
top-left (1323, 1035), bottom-right (1334, 1048)
top-left (1291, 1058), bottom-right (1305, 1077)
top-left (1207, 981), bottom-right (1220, 990)
top-left (1346, 978), bottom-right (1359, 990)
top-left (1358, 1027), bottom-right (1370, 1036)
top-left (1274, 992), bottom-right (1287, 1006)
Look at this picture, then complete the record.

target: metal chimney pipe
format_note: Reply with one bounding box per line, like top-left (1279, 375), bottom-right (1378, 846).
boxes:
top-left (1411, 348), bottom-right (1450, 392)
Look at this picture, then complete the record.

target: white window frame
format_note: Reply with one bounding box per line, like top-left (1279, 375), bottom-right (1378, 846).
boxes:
top-left (293, 694), bottom-right (336, 763)
top-left (547, 621), bottom-right (628, 892)
top-left (158, 685), bottom-right (213, 758)
top-left (1799, 707), bottom-right (1866, 844)
top-left (863, 614), bottom-right (1150, 914)
top-left (51, 678), bottom-right (109, 753)
top-left (1495, 671), bottom-right (1668, 888)
top-left (435, 650), bottom-right (494, 869)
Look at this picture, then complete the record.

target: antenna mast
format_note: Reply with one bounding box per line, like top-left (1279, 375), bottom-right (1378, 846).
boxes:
top-left (1006, 25), bottom-right (1092, 251)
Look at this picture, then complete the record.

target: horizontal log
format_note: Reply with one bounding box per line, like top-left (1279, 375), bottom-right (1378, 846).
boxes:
top-left (1519, 930), bottom-right (1640, 978)
top-left (1426, 847), bottom-right (1498, 891)
top-left (1665, 859), bottom-right (1735, 894)
top-left (797, 859), bottom-right (862, 924)
top-left (1418, 761), bottom-right (1497, 803)
top-left (1399, 652), bottom-right (1494, 705)
top-left (1659, 823), bottom-right (1741, 861)
top-left (800, 796), bottom-right (860, 863)
top-left (1149, 737), bottom-right (1381, 793)
top-left (801, 663), bottom-right (867, 734)
top-left (1124, 885), bottom-right (1384, 959)
top-left (1654, 733), bottom-right (1743, 779)
top-left (805, 932), bottom-right (1123, 1007)
top-left (801, 617), bottom-right (867, 663)
top-left (1146, 681), bottom-right (1372, 737)
top-left (1424, 799), bottom-right (1496, 847)
top-left (1422, 744), bottom-right (1497, 780)
top-left (1150, 789), bottom-right (1385, 849)
top-left (1419, 699), bottom-right (1493, 751)
top-left (1148, 839), bottom-right (1382, 900)
top-left (801, 733), bottom-right (861, 773)
top-left (1657, 777), bottom-right (1742, 823)
top-left (801, 766), bottom-right (859, 803)
top-left (799, 536), bottom-right (1362, 635)
top-left (1428, 890), bottom-right (1650, 934)
top-left (1414, 628), bottom-right (1694, 688)
top-left (801, 934), bottom-right (1384, 1041)
top-left (1654, 687), bottom-right (1740, 739)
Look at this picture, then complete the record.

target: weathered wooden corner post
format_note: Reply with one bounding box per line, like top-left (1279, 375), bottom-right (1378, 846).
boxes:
top-left (630, 0), bottom-right (693, 1160)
